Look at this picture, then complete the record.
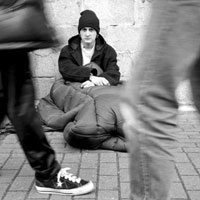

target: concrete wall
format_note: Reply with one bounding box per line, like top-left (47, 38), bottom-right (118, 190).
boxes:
top-left (31, 0), bottom-right (194, 110)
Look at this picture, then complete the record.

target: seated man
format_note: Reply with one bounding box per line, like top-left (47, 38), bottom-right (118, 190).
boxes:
top-left (58, 9), bottom-right (121, 88)
top-left (38, 10), bottom-right (126, 152)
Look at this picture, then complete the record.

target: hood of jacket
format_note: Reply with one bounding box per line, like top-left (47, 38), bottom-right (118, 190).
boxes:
top-left (68, 34), bottom-right (106, 51)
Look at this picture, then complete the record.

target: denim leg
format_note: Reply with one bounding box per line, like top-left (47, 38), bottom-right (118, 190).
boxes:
top-left (121, 0), bottom-right (200, 199)
top-left (190, 56), bottom-right (200, 112)
top-left (0, 50), bottom-right (61, 180)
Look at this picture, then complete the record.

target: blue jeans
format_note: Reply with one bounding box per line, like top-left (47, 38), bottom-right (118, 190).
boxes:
top-left (121, 0), bottom-right (200, 199)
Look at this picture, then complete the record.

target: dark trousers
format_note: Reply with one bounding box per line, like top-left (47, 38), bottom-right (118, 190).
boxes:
top-left (0, 50), bottom-right (60, 180)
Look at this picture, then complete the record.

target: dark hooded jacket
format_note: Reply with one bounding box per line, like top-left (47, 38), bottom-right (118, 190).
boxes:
top-left (58, 34), bottom-right (120, 85)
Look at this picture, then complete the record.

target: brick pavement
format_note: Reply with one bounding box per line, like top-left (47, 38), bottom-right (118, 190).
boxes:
top-left (0, 111), bottom-right (200, 200)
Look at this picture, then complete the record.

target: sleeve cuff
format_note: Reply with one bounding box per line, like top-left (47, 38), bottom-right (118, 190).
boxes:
top-left (91, 68), bottom-right (98, 76)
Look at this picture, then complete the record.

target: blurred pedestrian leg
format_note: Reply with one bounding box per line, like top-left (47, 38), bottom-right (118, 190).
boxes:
top-left (120, 0), bottom-right (200, 199)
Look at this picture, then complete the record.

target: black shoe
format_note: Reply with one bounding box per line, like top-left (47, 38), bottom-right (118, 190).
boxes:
top-left (35, 167), bottom-right (94, 196)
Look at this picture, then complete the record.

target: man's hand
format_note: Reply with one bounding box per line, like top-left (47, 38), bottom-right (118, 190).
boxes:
top-left (90, 76), bottom-right (110, 86)
top-left (81, 80), bottom-right (95, 88)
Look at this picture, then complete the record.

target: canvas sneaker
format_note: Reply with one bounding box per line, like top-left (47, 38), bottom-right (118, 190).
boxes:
top-left (35, 167), bottom-right (94, 196)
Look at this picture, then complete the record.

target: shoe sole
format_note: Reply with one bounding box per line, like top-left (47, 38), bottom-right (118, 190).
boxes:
top-left (35, 181), bottom-right (94, 196)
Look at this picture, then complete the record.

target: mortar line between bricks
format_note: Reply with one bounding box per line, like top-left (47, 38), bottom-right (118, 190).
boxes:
top-left (59, 152), bottom-right (65, 168)
top-left (176, 145), bottom-right (200, 200)
top-left (174, 164), bottom-right (191, 200)
top-left (116, 152), bottom-right (121, 200)
top-left (183, 145), bottom-right (200, 199)
top-left (24, 175), bottom-right (37, 200)
top-left (95, 152), bottom-right (100, 200)
top-left (182, 147), bottom-right (200, 178)
top-left (0, 149), bottom-right (13, 169)
top-left (0, 150), bottom-right (13, 200)
top-left (2, 154), bottom-right (27, 200)
top-left (71, 150), bottom-right (86, 200)
top-left (195, 141), bottom-right (200, 148)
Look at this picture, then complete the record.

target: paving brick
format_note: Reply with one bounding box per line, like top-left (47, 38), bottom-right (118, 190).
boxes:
top-left (11, 148), bottom-right (24, 154)
top-left (63, 152), bottom-right (81, 163)
top-left (173, 171), bottom-right (181, 182)
top-left (11, 152), bottom-right (26, 160)
top-left (99, 163), bottom-right (118, 175)
top-left (54, 153), bottom-right (63, 163)
top-left (170, 198), bottom-right (187, 200)
top-left (1, 111), bottom-right (200, 200)
top-left (118, 157), bottom-right (129, 169)
top-left (172, 147), bottom-right (183, 153)
top-left (2, 157), bottom-right (25, 170)
top-left (179, 142), bottom-right (197, 148)
top-left (0, 147), bottom-right (13, 154)
top-left (50, 195), bottom-right (72, 200)
top-left (49, 137), bottom-right (65, 144)
top-left (179, 138), bottom-right (200, 144)
top-left (64, 144), bottom-right (81, 153)
top-left (187, 153), bottom-right (200, 168)
top-left (120, 182), bottom-right (130, 199)
top-left (9, 177), bottom-right (34, 191)
top-left (61, 163), bottom-right (79, 175)
top-left (181, 124), bottom-right (197, 131)
top-left (196, 143), bottom-right (200, 147)
top-left (189, 135), bottom-right (200, 139)
top-left (175, 153), bottom-right (190, 163)
top-left (0, 170), bottom-right (18, 184)
top-left (0, 143), bottom-right (21, 150)
top-left (3, 191), bottom-right (27, 200)
top-left (196, 168), bottom-right (200, 174)
top-left (119, 168), bottom-right (130, 182)
top-left (27, 199), bottom-right (49, 200)
top-left (169, 182), bottom-right (187, 199)
top-left (176, 135), bottom-right (189, 139)
top-left (118, 152), bottom-right (129, 158)
top-left (73, 191), bottom-right (96, 199)
top-left (99, 176), bottom-right (118, 190)
top-left (2, 134), bottom-right (18, 144)
top-left (74, 196), bottom-right (96, 200)
top-left (27, 186), bottom-right (49, 199)
top-left (79, 168), bottom-right (98, 183)
top-left (181, 176), bottom-right (200, 190)
top-left (82, 153), bottom-right (99, 162)
top-left (187, 152), bottom-right (200, 158)
top-left (18, 164), bottom-right (35, 176)
top-left (0, 183), bottom-right (10, 199)
top-left (183, 148), bottom-right (200, 153)
top-left (176, 163), bottom-right (198, 175)
top-left (0, 153), bottom-right (10, 166)
top-left (188, 191), bottom-right (200, 200)
top-left (73, 199), bottom-right (95, 200)
top-left (80, 160), bottom-right (98, 169)
top-left (100, 152), bottom-right (117, 163)
top-left (81, 153), bottom-right (99, 169)
top-left (97, 190), bottom-right (118, 200)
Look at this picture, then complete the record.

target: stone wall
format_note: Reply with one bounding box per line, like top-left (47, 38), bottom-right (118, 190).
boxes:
top-left (31, 0), bottom-right (194, 110)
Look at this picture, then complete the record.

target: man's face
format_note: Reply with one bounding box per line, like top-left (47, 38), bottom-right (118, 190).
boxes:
top-left (80, 27), bottom-right (97, 46)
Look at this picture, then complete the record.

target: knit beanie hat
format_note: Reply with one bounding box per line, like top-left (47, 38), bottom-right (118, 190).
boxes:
top-left (78, 10), bottom-right (100, 34)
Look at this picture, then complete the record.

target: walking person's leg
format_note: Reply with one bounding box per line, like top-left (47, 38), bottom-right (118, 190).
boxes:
top-left (190, 56), bottom-right (200, 113)
top-left (120, 0), bottom-right (200, 199)
top-left (0, 71), bottom-right (6, 124)
top-left (0, 50), bottom-right (94, 195)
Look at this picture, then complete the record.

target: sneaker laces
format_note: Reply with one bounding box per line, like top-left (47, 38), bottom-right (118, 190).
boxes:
top-left (57, 168), bottom-right (81, 187)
